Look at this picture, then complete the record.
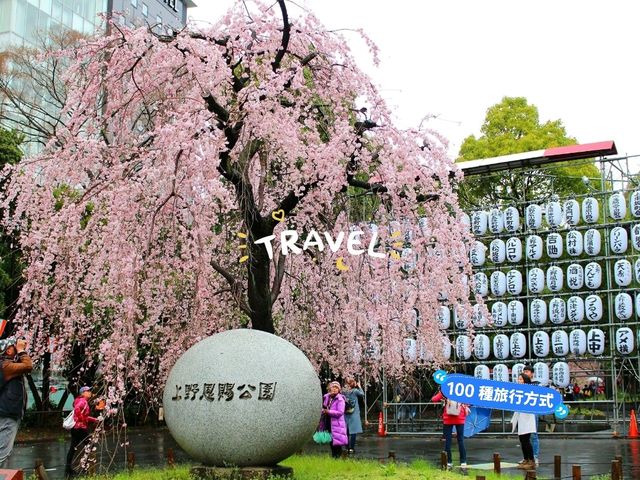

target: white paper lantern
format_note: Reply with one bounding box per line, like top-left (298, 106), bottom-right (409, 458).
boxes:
top-left (564, 199), bottom-right (580, 226)
top-left (614, 259), bottom-right (632, 287)
top-left (533, 362), bottom-right (550, 386)
top-left (404, 338), bottom-right (417, 361)
top-left (546, 233), bottom-right (563, 259)
top-left (512, 363), bottom-right (526, 382)
top-left (609, 192), bottom-right (627, 220)
top-left (472, 304), bottom-right (488, 328)
top-left (471, 211), bottom-right (488, 235)
top-left (582, 197), bottom-right (599, 223)
top-left (506, 237), bottom-right (523, 262)
top-left (492, 364), bottom-right (509, 382)
top-left (469, 241), bottom-right (486, 268)
top-left (566, 230), bottom-right (583, 256)
top-left (526, 235), bottom-right (543, 261)
top-left (584, 262), bottom-right (602, 289)
top-left (460, 213), bottom-right (471, 232)
top-left (615, 292), bottom-right (633, 320)
top-left (610, 226), bottom-right (629, 254)
top-left (606, 193), bottom-right (623, 221)
top-left (567, 296), bottom-right (585, 323)
top-left (490, 271), bottom-right (507, 297)
top-left (510, 333), bottom-right (527, 359)
top-left (456, 335), bottom-right (472, 360)
top-left (532, 331), bottom-right (550, 357)
top-left (508, 300), bottom-right (524, 326)
top-left (549, 298), bottom-right (566, 325)
top-left (526, 204), bottom-right (543, 230)
top-left (493, 334), bottom-right (509, 360)
top-left (546, 266), bottom-right (564, 292)
top-left (474, 364), bottom-right (491, 380)
top-left (566, 263), bottom-right (584, 290)
top-left (587, 329), bottom-right (606, 356)
top-left (530, 299), bottom-right (547, 325)
top-left (474, 272), bottom-right (488, 297)
top-left (491, 302), bottom-right (508, 327)
top-left (632, 224), bottom-right (640, 251)
top-left (552, 362), bottom-right (571, 388)
top-left (569, 329), bottom-right (587, 355)
top-left (631, 191), bottom-right (640, 218)
top-left (489, 208), bottom-right (504, 234)
top-left (616, 327), bottom-right (635, 355)
top-left (454, 308), bottom-right (470, 329)
top-left (551, 330), bottom-right (569, 356)
top-left (584, 229), bottom-right (602, 256)
top-left (528, 268), bottom-right (545, 294)
top-left (546, 201), bottom-right (563, 227)
top-left (474, 335), bottom-right (491, 360)
top-left (585, 295), bottom-right (603, 322)
top-left (635, 259), bottom-right (640, 284)
top-left (636, 294), bottom-right (640, 319)
top-left (490, 239), bottom-right (506, 264)
top-left (504, 206), bottom-right (520, 232)
top-left (442, 337), bottom-right (452, 360)
top-left (438, 306), bottom-right (451, 329)
top-left (506, 270), bottom-right (523, 295)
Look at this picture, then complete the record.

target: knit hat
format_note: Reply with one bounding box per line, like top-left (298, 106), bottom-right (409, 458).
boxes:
top-left (79, 386), bottom-right (92, 394)
top-left (328, 381), bottom-right (342, 391)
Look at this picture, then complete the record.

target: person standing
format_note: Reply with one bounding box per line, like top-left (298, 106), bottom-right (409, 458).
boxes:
top-left (522, 365), bottom-right (540, 465)
top-left (343, 378), bottom-right (365, 454)
top-left (0, 337), bottom-right (33, 468)
top-left (321, 381), bottom-right (348, 458)
top-left (512, 373), bottom-right (536, 470)
top-left (65, 386), bottom-right (98, 478)
top-left (431, 389), bottom-right (469, 468)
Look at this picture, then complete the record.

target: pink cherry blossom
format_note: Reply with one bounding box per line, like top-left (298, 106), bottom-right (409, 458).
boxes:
top-left (1, 1), bottom-right (475, 413)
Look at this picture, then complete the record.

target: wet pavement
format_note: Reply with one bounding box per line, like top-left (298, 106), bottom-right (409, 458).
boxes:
top-left (4, 429), bottom-right (640, 479)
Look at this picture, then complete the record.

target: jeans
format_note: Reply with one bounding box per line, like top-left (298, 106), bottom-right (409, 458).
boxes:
top-left (66, 428), bottom-right (89, 476)
top-left (531, 432), bottom-right (539, 458)
top-left (348, 433), bottom-right (357, 450)
top-left (0, 417), bottom-right (20, 468)
top-left (443, 424), bottom-right (466, 464)
top-left (519, 433), bottom-right (534, 461)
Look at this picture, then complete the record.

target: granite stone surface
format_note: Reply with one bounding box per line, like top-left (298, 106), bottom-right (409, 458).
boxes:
top-left (163, 329), bottom-right (321, 467)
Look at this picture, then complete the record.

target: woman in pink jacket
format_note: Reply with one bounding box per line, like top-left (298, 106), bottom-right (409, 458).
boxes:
top-left (322, 381), bottom-right (348, 458)
top-left (65, 386), bottom-right (99, 478)
top-left (431, 390), bottom-right (469, 468)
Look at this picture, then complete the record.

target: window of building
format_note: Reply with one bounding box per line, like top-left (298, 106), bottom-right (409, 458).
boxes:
top-left (131, 0), bottom-right (137, 7)
top-left (141, 3), bottom-right (147, 16)
top-left (163, 0), bottom-right (177, 12)
top-left (156, 15), bottom-right (162, 25)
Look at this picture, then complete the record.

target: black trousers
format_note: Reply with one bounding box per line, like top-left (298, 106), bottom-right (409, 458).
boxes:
top-left (519, 433), bottom-right (534, 461)
top-left (65, 428), bottom-right (89, 476)
top-left (330, 444), bottom-right (343, 458)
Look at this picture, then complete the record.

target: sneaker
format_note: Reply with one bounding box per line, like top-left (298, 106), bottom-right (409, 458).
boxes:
top-left (517, 460), bottom-right (536, 470)
top-left (447, 463), bottom-right (453, 468)
top-left (535, 457), bottom-right (539, 466)
top-left (460, 463), bottom-right (468, 468)
top-left (347, 449), bottom-right (355, 455)
top-left (517, 459), bottom-right (527, 465)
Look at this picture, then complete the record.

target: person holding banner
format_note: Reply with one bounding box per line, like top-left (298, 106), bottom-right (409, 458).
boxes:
top-left (511, 373), bottom-right (536, 470)
top-left (431, 389), bottom-right (469, 468)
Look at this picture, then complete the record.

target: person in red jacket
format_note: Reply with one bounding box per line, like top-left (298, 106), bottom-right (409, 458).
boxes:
top-left (65, 386), bottom-right (99, 478)
top-left (431, 389), bottom-right (469, 468)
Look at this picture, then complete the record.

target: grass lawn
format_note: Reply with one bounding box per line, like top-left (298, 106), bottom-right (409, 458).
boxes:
top-left (76, 454), bottom-right (516, 479)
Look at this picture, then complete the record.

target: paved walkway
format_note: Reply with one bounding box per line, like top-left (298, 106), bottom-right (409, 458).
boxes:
top-left (4, 430), bottom-right (640, 479)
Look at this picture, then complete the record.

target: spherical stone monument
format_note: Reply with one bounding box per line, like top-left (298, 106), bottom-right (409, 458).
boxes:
top-left (163, 329), bottom-right (321, 468)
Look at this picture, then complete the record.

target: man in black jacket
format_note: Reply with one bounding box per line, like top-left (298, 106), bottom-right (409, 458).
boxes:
top-left (0, 337), bottom-right (33, 468)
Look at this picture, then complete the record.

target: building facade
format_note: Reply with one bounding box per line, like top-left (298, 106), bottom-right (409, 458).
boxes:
top-left (0, 0), bottom-right (195, 49)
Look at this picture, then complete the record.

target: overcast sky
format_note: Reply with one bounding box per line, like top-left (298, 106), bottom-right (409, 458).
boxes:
top-left (187, 1), bottom-right (640, 167)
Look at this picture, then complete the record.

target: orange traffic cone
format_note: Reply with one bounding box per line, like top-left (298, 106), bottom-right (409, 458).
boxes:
top-left (630, 409), bottom-right (639, 439)
top-left (378, 411), bottom-right (386, 437)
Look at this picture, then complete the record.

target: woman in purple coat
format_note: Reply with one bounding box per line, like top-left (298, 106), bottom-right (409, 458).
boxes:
top-left (322, 381), bottom-right (348, 458)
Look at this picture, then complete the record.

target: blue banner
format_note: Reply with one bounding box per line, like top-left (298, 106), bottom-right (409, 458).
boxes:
top-left (434, 371), bottom-right (569, 418)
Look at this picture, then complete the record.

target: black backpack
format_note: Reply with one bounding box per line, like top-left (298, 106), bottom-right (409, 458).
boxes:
top-left (343, 394), bottom-right (356, 414)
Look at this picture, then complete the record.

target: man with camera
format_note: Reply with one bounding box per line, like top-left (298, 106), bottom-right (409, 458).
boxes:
top-left (0, 337), bottom-right (33, 468)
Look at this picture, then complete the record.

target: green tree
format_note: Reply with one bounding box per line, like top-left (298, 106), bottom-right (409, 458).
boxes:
top-left (456, 96), bottom-right (601, 208)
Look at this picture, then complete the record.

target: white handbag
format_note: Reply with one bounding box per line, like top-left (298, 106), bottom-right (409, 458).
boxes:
top-left (62, 410), bottom-right (75, 430)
